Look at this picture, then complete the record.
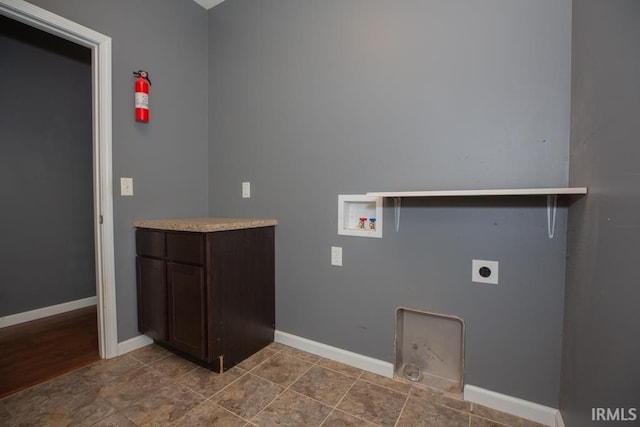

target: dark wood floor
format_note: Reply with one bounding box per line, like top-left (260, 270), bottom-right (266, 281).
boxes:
top-left (0, 305), bottom-right (100, 398)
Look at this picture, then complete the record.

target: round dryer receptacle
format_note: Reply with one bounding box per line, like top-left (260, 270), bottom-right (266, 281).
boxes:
top-left (479, 266), bottom-right (492, 278)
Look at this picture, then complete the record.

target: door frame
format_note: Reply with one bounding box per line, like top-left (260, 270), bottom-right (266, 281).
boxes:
top-left (0, 0), bottom-right (118, 358)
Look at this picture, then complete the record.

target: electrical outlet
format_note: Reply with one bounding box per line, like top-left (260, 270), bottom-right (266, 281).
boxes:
top-left (472, 259), bottom-right (499, 284)
top-left (120, 177), bottom-right (133, 196)
top-left (331, 246), bottom-right (343, 266)
top-left (242, 182), bottom-right (251, 198)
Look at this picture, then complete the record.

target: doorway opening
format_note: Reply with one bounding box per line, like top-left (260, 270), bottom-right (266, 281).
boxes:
top-left (0, 0), bottom-right (117, 360)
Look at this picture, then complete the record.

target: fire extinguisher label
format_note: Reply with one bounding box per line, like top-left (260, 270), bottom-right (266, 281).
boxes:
top-left (135, 92), bottom-right (149, 109)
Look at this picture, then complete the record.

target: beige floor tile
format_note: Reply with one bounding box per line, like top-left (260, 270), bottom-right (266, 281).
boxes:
top-left (128, 343), bottom-right (172, 365)
top-left (337, 379), bottom-right (407, 426)
top-left (291, 365), bottom-right (357, 406)
top-left (2, 377), bottom-right (71, 421)
top-left (252, 389), bottom-right (332, 427)
top-left (359, 371), bottom-right (412, 394)
top-left (92, 412), bottom-right (138, 427)
top-left (180, 365), bottom-right (245, 398)
top-left (52, 396), bottom-right (117, 427)
top-left (3, 370), bottom-right (98, 422)
top-left (321, 409), bottom-right (379, 426)
top-left (279, 345), bottom-right (322, 363)
top-left (471, 404), bottom-right (545, 427)
top-left (317, 358), bottom-right (364, 378)
top-left (470, 415), bottom-right (509, 426)
top-left (77, 355), bottom-right (143, 387)
top-left (7, 389), bottom-right (115, 427)
top-left (396, 397), bottom-right (469, 426)
top-left (410, 385), bottom-right (471, 412)
top-left (119, 383), bottom-right (203, 426)
top-left (267, 341), bottom-right (287, 352)
top-left (0, 401), bottom-right (11, 425)
top-left (148, 353), bottom-right (199, 378)
top-left (97, 366), bottom-right (172, 409)
top-left (172, 400), bottom-right (247, 426)
top-left (252, 352), bottom-right (313, 387)
top-left (1, 344), bottom-right (548, 427)
top-left (236, 346), bottom-right (278, 371)
top-left (213, 373), bottom-right (284, 419)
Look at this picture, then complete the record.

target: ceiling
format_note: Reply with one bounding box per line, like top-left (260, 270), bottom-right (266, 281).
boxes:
top-left (193, 0), bottom-right (225, 9)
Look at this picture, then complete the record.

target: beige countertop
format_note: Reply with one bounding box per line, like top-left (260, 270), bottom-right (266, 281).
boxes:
top-left (133, 217), bottom-right (277, 232)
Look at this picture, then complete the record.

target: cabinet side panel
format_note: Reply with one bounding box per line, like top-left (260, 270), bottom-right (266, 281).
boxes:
top-left (209, 227), bottom-right (275, 370)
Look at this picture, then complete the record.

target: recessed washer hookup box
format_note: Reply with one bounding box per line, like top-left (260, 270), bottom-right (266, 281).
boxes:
top-left (395, 307), bottom-right (465, 394)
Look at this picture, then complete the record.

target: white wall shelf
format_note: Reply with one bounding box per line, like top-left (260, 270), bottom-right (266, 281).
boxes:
top-left (366, 187), bottom-right (587, 198)
top-left (338, 194), bottom-right (383, 238)
top-left (365, 187), bottom-right (588, 238)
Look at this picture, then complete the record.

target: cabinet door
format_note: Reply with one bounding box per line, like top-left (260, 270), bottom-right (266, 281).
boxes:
top-left (167, 262), bottom-right (206, 360)
top-left (136, 256), bottom-right (167, 341)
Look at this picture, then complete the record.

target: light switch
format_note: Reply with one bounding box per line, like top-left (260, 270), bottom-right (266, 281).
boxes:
top-left (120, 177), bottom-right (133, 196)
top-left (331, 246), bottom-right (343, 266)
top-left (242, 182), bottom-right (251, 198)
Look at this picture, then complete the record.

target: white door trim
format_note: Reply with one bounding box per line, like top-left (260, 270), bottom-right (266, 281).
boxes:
top-left (0, 0), bottom-right (118, 358)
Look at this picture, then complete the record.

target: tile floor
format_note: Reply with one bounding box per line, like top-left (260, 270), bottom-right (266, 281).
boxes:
top-left (0, 342), bottom-right (544, 426)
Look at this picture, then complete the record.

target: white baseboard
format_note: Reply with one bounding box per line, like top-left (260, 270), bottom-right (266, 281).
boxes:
top-left (0, 296), bottom-right (97, 328)
top-left (274, 330), bottom-right (393, 377)
top-left (464, 384), bottom-right (559, 427)
top-left (555, 410), bottom-right (566, 427)
top-left (117, 334), bottom-right (153, 356)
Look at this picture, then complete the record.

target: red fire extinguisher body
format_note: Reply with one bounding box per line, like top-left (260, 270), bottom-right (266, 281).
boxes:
top-left (134, 70), bottom-right (150, 123)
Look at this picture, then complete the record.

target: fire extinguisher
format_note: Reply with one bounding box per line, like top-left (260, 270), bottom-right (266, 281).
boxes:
top-left (133, 70), bottom-right (151, 123)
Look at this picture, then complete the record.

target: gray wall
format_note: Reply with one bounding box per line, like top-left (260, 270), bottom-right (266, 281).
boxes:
top-left (24, 0), bottom-right (209, 341)
top-left (561, 1), bottom-right (640, 425)
top-left (208, 0), bottom-right (571, 406)
top-left (0, 16), bottom-right (94, 316)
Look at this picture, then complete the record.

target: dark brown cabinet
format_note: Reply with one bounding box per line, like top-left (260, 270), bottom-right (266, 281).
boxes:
top-left (136, 256), bottom-right (167, 342)
top-left (167, 262), bottom-right (206, 359)
top-left (135, 225), bottom-right (275, 372)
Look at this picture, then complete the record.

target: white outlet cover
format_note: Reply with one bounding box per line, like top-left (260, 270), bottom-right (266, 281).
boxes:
top-left (242, 182), bottom-right (251, 198)
top-left (472, 259), bottom-right (499, 284)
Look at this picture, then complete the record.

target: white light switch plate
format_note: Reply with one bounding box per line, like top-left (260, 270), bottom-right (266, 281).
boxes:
top-left (242, 182), bottom-right (251, 198)
top-left (331, 246), bottom-right (343, 266)
top-left (120, 177), bottom-right (133, 196)
top-left (472, 259), bottom-right (499, 284)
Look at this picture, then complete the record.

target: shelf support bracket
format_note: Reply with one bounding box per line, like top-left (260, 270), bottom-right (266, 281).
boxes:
top-left (394, 197), bottom-right (401, 232)
top-left (547, 195), bottom-right (557, 239)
